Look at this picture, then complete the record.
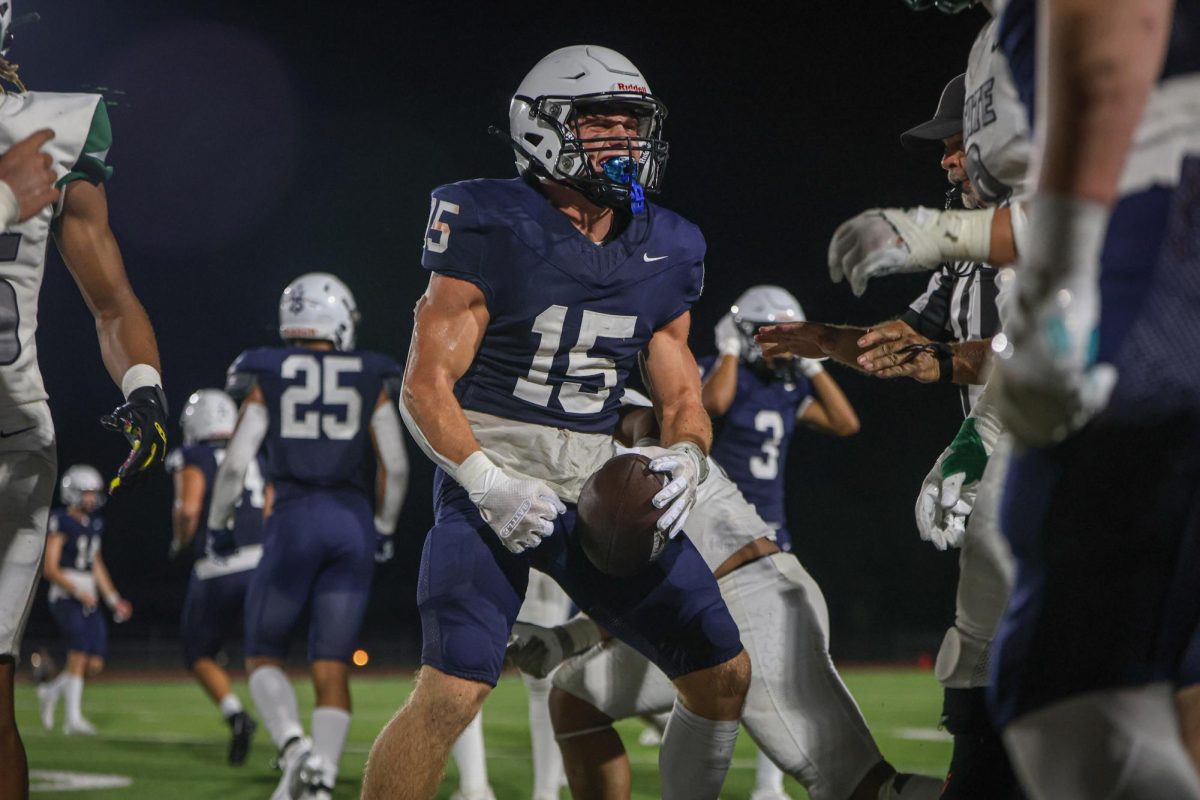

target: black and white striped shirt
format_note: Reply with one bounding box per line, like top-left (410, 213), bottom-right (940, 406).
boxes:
top-left (900, 261), bottom-right (1001, 416)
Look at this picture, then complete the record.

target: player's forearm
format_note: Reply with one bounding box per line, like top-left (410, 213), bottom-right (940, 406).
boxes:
top-left (92, 560), bottom-right (119, 601)
top-left (399, 373), bottom-right (482, 472)
top-left (172, 504), bottom-right (200, 543)
top-left (1040, 0), bottom-right (1172, 205)
top-left (700, 355), bottom-right (738, 417)
top-left (952, 339), bottom-right (994, 386)
top-left (94, 296), bottom-right (162, 391)
top-left (807, 372), bottom-right (860, 437)
top-left (370, 402), bottom-right (409, 534)
top-left (657, 397), bottom-right (712, 453)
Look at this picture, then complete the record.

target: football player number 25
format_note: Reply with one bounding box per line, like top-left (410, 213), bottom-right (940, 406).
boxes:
top-left (280, 354), bottom-right (363, 440)
top-left (514, 305), bottom-right (637, 415)
top-left (750, 410), bottom-right (784, 480)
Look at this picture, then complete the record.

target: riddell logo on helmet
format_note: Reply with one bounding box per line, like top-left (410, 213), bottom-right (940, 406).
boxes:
top-left (615, 82), bottom-right (648, 93)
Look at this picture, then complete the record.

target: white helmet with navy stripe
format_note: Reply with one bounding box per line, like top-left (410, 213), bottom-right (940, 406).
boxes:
top-left (730, 285), bottom-right (806, 369)
top-left (60, 464), bottom-right (105, 509)
top-left (180, 389), bottom-right (237, 445)
top-left (507, 45), bottom-right (668, 208)
top-left (279, 272), bottom-right (360, 352)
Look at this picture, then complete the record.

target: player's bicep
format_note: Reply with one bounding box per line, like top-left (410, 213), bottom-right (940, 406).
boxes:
top-left (43, 533), bottom-right (65, 573)
top-left (53, 181), bottom-right (132, 318)
top-left (407, 273), bottom-right (489, 389)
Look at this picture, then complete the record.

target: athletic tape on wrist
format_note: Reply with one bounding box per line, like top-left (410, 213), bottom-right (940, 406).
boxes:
top-left (120, 364), bottom-right (163, 400)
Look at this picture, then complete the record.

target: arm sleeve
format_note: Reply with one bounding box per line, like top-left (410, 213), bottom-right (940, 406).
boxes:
top-left (57, 100), bottom-right (114, 188)
top-left (901, 269), bottom-right (955, 341)
top-left (206, 403), bottom-right (268, 531)
top-left (370, 400), bottom-right (409, 535)
top-left (420, 184), bottom-right (494, 305)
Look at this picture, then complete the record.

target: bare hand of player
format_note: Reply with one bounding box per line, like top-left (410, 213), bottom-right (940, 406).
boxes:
top-left (112, 599), bottom-right (133, 624)
top-left (855, 323), bottom-right (941, 381)
top-left (0, 129), bottom-right (59, 223)
top-left (754, 321), bottom-right (834, 360)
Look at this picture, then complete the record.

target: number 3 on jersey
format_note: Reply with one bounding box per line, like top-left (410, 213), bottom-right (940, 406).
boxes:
top-left (280, 354), bottom-right (363, 440)
top-left (750, 410), bottom-right (784, 480)
top-left (514, 305), bottom-right (637, 415)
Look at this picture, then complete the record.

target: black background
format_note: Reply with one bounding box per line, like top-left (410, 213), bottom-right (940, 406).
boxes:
top-left (20, 0), bottom-right (992, 663)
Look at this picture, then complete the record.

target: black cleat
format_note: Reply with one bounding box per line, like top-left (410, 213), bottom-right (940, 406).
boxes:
top-left (227, 711), bottom-right (257, 766)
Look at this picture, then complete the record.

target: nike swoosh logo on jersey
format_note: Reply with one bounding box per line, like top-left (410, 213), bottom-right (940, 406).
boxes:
top-left (0, 424), bottom-right (36, 438)
top-left (643, 253), bottom-right (668, 262)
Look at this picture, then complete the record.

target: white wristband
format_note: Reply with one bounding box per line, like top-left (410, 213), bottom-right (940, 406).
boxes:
top-left (120, 364), bottom-right (163, 400)
top-left (0, 180), bottom-right (17, 230)
top-left (800, 357), bottom-right (826, 378)
top-left (455, 450), bottom-right (496, 492)
top-left (103, 591), bottom-right (121, 610)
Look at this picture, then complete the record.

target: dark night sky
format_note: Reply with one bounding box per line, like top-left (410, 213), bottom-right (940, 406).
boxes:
top-left (21, 1), bottom-right (992, 660)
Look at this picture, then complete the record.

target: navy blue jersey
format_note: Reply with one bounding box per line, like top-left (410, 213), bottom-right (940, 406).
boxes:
top-left (47, 507), bottom-right (103, 572)
top-left (698, 356), bottom-right (812, 527)
top-left (421, 178), bottom-right (705, 434)
top-left (166, 442), bottom-right (267, 556)
top-left (227, 347), bottom-right (402, 500)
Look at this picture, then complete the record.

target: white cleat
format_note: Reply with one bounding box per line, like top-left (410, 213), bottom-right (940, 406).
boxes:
top-left (637, 727), bottom-right (663, 747)
top-left (296, 751), bottom-right (333, 800)
top-left (62, 717), bottom-right (97, 736)
top-left (271, 737), bottom-right (312, 800)
top-left (36, 684), bottom-right (58, 731)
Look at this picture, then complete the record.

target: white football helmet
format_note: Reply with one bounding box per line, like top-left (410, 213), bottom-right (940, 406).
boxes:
top-left (507, 45), bottom-right (668, 207)
top-left (279, 272), bottom-right (359, 351)
top-left (730, 285), bottom-right (806, 370)
top-left (60, 464), bottom-right (105, 510)
top-left (180, 389), bottom-right (237, 445)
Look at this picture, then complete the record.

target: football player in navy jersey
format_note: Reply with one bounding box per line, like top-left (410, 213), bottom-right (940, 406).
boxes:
top-left (209, 273), bottom-right (408, 800)
top-left (363, 45), bottom-right (750, 800)
top-left (701, 285), bottom-right (860, 554)
top-left (36, 465), bottom-right (131, 736)
top-left (971, 0), bottom-right (1200, 797)
top-left (165, 389), bottom-right (267, 765)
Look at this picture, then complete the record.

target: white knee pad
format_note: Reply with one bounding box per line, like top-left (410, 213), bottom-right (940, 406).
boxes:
top-left (1004, 683), bottom-right (1200, 800)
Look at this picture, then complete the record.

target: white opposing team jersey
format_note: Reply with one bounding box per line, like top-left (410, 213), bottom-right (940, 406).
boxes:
top-left (687, 458), bottom-right (776, 572)
top-left (0, 91), bottom-right (110, 430)
top-left (964, 10), bottom-right (1033, 206)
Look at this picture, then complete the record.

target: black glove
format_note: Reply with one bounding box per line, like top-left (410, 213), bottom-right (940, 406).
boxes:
top-left (100, 385), bottom-right (168, 494)
top-left (375, 532), bottom-right (394, 564)
top-left (207, 527), bottom-right (237, 560)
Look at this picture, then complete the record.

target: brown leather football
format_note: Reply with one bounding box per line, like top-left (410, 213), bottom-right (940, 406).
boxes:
top-left (576, 453), bottom-right (668, 577)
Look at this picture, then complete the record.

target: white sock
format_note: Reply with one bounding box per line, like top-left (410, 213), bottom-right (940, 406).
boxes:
top-left (63, 675), bottom-right (84, 724)
top-left (659, 697), bottom-right (740, 800)
top-left (219, 693), bottom-right (243, 719)
top-left (248, 665), bottom-right (304, 750)
top-left (1004, 683), bottom-right (1200, 800)
top-left (311, 707), bottom-right (351, 789)
top-left (46, 671), bottom-right (69, 697)
top-left (522, 673), bottom-right (563, 800)
top-left (450, 710), bottom-right (489, 796)
top-left (754, 748), bottom-right (784, 792)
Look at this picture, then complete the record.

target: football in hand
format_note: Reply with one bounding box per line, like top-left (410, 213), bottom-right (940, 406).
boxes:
top-left (576, 453), bottom-right (668, 577)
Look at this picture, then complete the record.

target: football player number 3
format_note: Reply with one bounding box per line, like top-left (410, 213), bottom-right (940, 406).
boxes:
top-left (514, 305), bottom-right (637, 415)
top-left (750, 410), bottom-right (784, 480)
top-left (280, 354), bottom-right (362, 440)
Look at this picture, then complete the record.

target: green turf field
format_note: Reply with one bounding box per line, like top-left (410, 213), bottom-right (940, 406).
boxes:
top-left (16, 667), bottom-right (950, 798)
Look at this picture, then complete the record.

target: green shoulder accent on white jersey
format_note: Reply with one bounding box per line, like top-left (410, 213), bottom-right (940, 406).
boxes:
top-left (56, 99), bottom-right (113, 188)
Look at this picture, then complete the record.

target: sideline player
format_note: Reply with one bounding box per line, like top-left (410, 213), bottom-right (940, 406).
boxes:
top-left (510, 390), bottom-right (943, 800)
top-left (165, 389), bottom-right (266, 765)
top-left (702, 285), bottom-right (860, 553)
top-left (985, 0), bottom-right (1200, 797)
top-left (36, 465), bottom-right (132, 735)
top-left (210, 273), bottom-right (408, 800)
top-left (363, 45), bottom-right (751, 800)
top-left (0, 5), bottom-right (166, 795)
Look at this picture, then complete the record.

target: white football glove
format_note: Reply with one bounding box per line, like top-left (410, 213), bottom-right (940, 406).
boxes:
top-left (916, 388), bottom-right (1004, 549)
top-left (800, 357), bottom-right (826, 378)
top-left (457, 451), bottom-right (566, 553)
top-left (714, 313), bottom-right (743, 359)
top-left (506, 617), bottom-right (602, 679)
top-left (638, 442), bottom-right (709, 539)
top-left (828, 207), bottom-right (995, 297)
top-left (993, 194), bottom-right (1117, 446)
